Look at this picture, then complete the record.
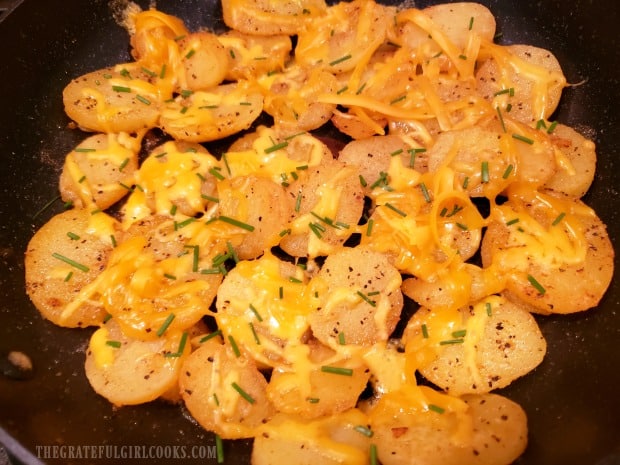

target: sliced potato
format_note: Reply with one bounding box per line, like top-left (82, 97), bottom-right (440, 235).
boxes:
top-left (25, 208), bottom-right (117, 328)
top-left (59, 133), bottom-right (140, 211)
top-left (63, 66), bottom-right (161, 133)
top-left (177, 32), bottom-right (229, 91)
top-left (85, 319), bottom-right (189, 406)
top-left (159, 81), bottom-right (263, 142)
top-left (179, 339), bottom-right (274, 439)
top-left (403, 296), bottom-right (546, 395)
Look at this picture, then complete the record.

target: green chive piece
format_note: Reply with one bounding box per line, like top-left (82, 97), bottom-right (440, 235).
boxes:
top-left (366, 219), bottom-right (374, 237)
top-left (419, 183), bottom-right (431, 203)
top-left (455, 222), bottom-right (468, 231)
top-left (74, 147), bottom-right (96, 153)
top-left (231, 382), bottom-right (255, 404)
top-left (112, 85), bottom-right (131, 93)
top-left (390, 148), bottom-right (404, 157)
top-left (106, 340), bottom-right (122, 348)
top-left (66, 231), bottom-right (80, 241)
top-left (156, 313), bottom-right (175, 337)
top-left (428, 404), bottom-right (445, 414)
top-left (536, 119), bottom-right (547, 130)
top-left (452, 329), bottom-right (467, 338)
top-left (486, 302), bottom-right (492, 316)
top-left (547, 121), bottom-right (558, 133)
top-left (359, 175), bottom-right (368, 187)
top-left (496, 106), bottom-right (507, 133)
top-left (307, 397), bottom-right (320, 403)
top-left (384, 202), bottom-right (407, 217)
top-left (209, 167), bottom-right (225, 180)
top-left (462, 176), bottom-right (470, 189)
top-left (309, 222), bottom-right (323, 239)
top-left (51, 253), bottom-right (89, 272)
top-left (228, 335), bottom-right (241, 357)
top-left (481, 161), bottom-right (490, 183)
top-left (357, 291), bottom-right (377, 307)
top-left (337, 85), bottom-right (349, 94)
top-left (421, 323), bottom-right (429, 339)
top-left (354, 425), bottom-right (373, 437)
top-left (249, 322), bottom-right (261, 345)
top-left (136, 95), bottom-right (151, 105)
top-left (249, 304), bottom-right (263, 322)
top-left (159, 64), bottom-right (167, 78)
top-left (32, 194), bottom-right (61, 219)
top-left (174, 217), bottom-right (196, 230)
top-left (390, 94), bottom-right (406, 105)
top-left (506, 218), bottom-right (520, 226)
top-left (552, 212), bottom-right (566, 226)
top-left (329, 54), bottom-right (352, 66)
top-left (468, 16), bottom-right (474, 30)
top-left (320, 365), bottom-right (353, 376)
top-left (165, 332), bottom-right (189, 358)
top-left (103, 313), bottom-right (113, 323)
top-left (202, 194), bottom-right (220, 203)
top-left (141, 66), bottom-right (157, 77)
top-left (64, 271), bottom-right (73, 282)
top-left (527, 274), bottom-right (546, 295)
top-left (370, 444), bottom-right (378, 465)
top-left (502, 164), bottom-right (514, 179)
top-left (213, 393), bottom-right (220, 406)
top-left (279, 286), bottom-right (284, 299)
top-left (185, 49), bottom-right (195, 59)
top-left (512, 133), bottom-right (535, 145)
top-left (163, 273), bottom-right (177, 280)
top-left (199, 330), bottom-right (222, 343)
top-left (264, 141), bottom-right (288, 154)
top-left (439, 338), bottom-right (465, 345)
top-left (295, 192), bottom-right (303, 212)
top-left (218, 215), bottom-right (255, 232)
top-left (338, 332), bottom-right (346, 345)
top-left (215, 434), bottom-right (224, 464)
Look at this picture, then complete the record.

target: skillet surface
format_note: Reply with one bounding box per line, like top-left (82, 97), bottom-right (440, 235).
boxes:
top-left (0, 0), bottom-right (618, 464)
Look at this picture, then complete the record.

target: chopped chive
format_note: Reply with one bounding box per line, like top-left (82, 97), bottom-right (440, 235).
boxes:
top-left (91, 208), bottom-right (102, 215)
top-left (366, 219), bottom-right (374, 236)
top-left (279, 228), bottom-right (291, 237)
top-left (141, 66), bottom-right (157, 77)
top-left (308, 222), bottom-right (324, 238)
top-left (118, 182), bottom-right (133, 191)
top-left (307, 397), bottom-right (320, 403)
top-left (231, 382), bottom-right (255, 403)
top-left (180, 106), bottom-right (189, 114)
top-left (102, 73), bottom-right (113, 79)
top-left (174, 217), bottom-right (196, 230)
top-left (295, 192), bottom-right (303, 212)
top-left (458, 54), bottom-right (467, 60)
top-left (337, 85), bottom-right (349, 94)
top-left (170, 204), bottom-right (178, 216)
top-left (249, 322), bottom-right (261, 345)
top-left (419, 183), bottom-right (431, 203)
top-left (209, 167), bottom-right (225, 180)
top-left (199, 104), bottom-right (219, 109)
top-left (296, 164), bottom-right (308, 170)
top-left (239, 101), bottom-right (251, 106)
top-left (119, 68), bottom-right (131, 78)
top-left (213, 393), bottom-right (220, 406)
top-left (338, 332), bottom-right (346, 345)
top-left (112, 85), bottom-right (131, 93)
top-left (329, 54), bottom-right (352, 66)
top-left (202, 194), bottom-right (220, 203)
top-left (229, 49), bottom-right (236, 59)
top-left (156, 313), bottom-right (175, 337)
top-left (370, 444), bottom-right (378, 465)
top-left (264, 141), bottom-right (288, 154)
top-left (279, 286), bottom-right (284, 299)
top-left (185, 49), bottom-right (195, 59)
top-left (181, 89), bottom-right (193, 98)
top-left (226, 241), bottom-right (239, 264)
top-left (536, 119), bottom-right (547, 130)
top-left (446, 205), bottom-right (464, 217)
top-left (552, 212), bottom-right (566, 226)
top-left (289, 276), bottom-right (303, 284)
top-left (496, 106), bottom-right (507, 133)
top-left (493, 88), bottom-right (512, 96)
top-left (357, 291), bottom-right (377, 307)
top-left (439, 338), bottom-right (465, 345)
top-left (215, 434), bottom-right (224, 464)
top-left (369, 171), bottom-right (389, 189)
top-left (486, 302), bottom-right (492, 316)
top-left (74, 147), bottom-right (96, 153)
top-left (218, 215), bottom-right (255, 232)
top-left (64, 271), bottom-right (73, 282)
top-left (502, 164), bottom-right (514, 179)
top-left (184, 244), bottom-right (199, 272)
top-left (78, 175), bottom-right (87, 183)
top-left (390, 148), bottom-right (404, 157)
top-left (51, 253), bottom-right (89, 272)
top-left (199, 330), bottom-right (222, 343)
top-left (390, 94), bottom-right (406, 105)
top-left (440, 207), bottom-right (448, 217)
top-left (201, 267), bottom-right (224, 275)
top-left (118, 158), bottom-right (129, 172)
top-left (165, 332), bottom-right (189, 357)
top-left (354, 425), bottom-right (373, 437)
top-left (155, 151), bottom-right (167, 158)
top-left (384, 202), bottom-right (407, 217)
top-left (320, 365), bottom-right (353, 376)
top-left (428, 404), bottom-right (445, 414)
top-left (506, 218), bottom-right (520, 226)
top-left (66, 231), bottom-right (80, 240)
top-left (249, 304), bottom-right (263, 322)
top-left (547, 121), bottom-right (558, 134)
top-left (421, 323), bottom-right (429, 338)
top-left (136, 95), bottom-right (151, 105)
top-left (105, 340), bottom-right (122, 348)
top-left (163, 273), bottom-right (177, 280)
top-left (462, 176), bottom-right (470, 189)
top-left (32, 194), bottom-right (61, 219)
top-left (359, 175), bottom-right (368, 187)
top-left (512, 133), bottom-right (535, 145)
top-left (356, 82), bottom-right (367, 94)
top-left (468, 16), bottom-right (474, 30)
top-left (159, 64), bottom-right (167, 78)
top-left (228, 335), bottom-right (241, 357)
top-left (455, 222), bottom-right (468, 230)
top-left (103, 313), bottom-right (113, 323)
top-left (452, 329), bottom-right (467, 338)
top-left (527, 274), bottom-right (546, 295)
top-left (481, 161), bottom-right (490, 183)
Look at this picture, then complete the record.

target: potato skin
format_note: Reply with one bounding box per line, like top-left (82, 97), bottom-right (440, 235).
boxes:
top-left (25, 208), bottom-right (116, 328)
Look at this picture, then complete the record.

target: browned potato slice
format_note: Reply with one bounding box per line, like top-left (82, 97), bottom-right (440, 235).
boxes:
top-left (179, 339), bottom-right (274, 439)
top-left (25, 208), bottom-right (117, 328)
top-left (218, 31), bottom-right (292, 81)
top-left (176, 32), bottom-right (229, 91)
top-left (296, 0), bottom-right (394, 74)
top-left (339, 135), bottom-right (426, 195)
top-left (267, 339), bottom-right (370, 419)
top-left (308, 246), bottom-right (403, 346)
top-left (84, 319), bottom-right (189, 406)
top-left (128, 8), bottom-right (189, 62)
top-left (159, 81), bottom-right (263, 142)
top-left (544, 123), bottom-right (597, 198)
top-left (252, 409), bottom-right (371, 465)
top-left (477, 44), bottom-right (566, 123)
top-left (369, 388), bottom-right (527, 465)
top-left (262, 66), bottom-right (339, 132)
top-left (403, 296), bottom-right (546, 395)
top-left (218, 175), bottom-right (294, 260)
top-left (281, 159), bottom-right (364, 258)
top-left (481, 193), bottom-right (614, 314)
top-left (221, 0), bottom-right (326, 35)
top-left (63, 67), bottom-right (161, 133)
top-left (59, 133), bottom-right (139, 210)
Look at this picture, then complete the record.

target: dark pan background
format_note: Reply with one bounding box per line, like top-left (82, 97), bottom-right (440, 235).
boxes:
top-left (0, 0), bottom-right (618, 464)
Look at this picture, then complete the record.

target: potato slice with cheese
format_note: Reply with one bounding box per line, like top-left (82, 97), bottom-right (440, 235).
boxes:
top-left (481, 190), bottom-right (614, 314)
top-left (59, 133), bottom-right (140, 211)
top-left (403, 296), bottom-right (546, 395)
top-left (159, 81), bottom-right (263, 142)
top-left (85, 319), bottom-right (189, 406)
top-left (25, 208), bottom-right (117, 328)
top-left (63, 66), bottom-right (161, 133)
top-left (179, 338), bottom-right (274, 439)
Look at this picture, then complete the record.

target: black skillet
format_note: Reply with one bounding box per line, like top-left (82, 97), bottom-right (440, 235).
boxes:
top-left (0, 0), bottom-right (618, 464)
